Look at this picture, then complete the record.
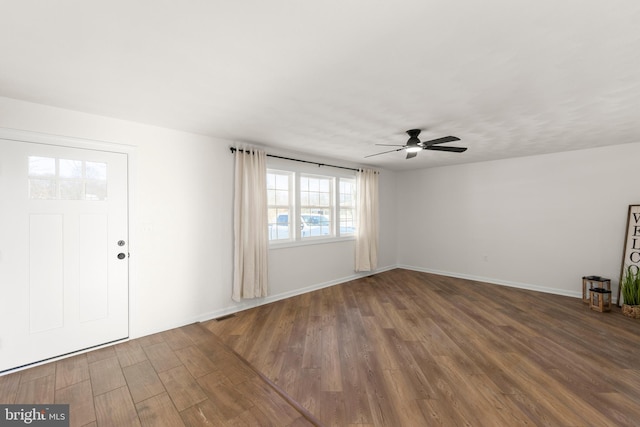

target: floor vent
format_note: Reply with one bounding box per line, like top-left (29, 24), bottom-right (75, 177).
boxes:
top-left (215, 314), bottom-right (236, 322)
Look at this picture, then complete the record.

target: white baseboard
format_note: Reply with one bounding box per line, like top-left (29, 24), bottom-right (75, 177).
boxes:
top-left (134, 263), bottom-right (611, 340)
top-left (397, 264), bottom-right (587, 299)
top-left (191, 265), bottom-right (398, 327)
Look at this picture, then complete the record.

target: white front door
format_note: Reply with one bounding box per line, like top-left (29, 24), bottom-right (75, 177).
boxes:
top-left (0, 137), bottom-right (129, 372)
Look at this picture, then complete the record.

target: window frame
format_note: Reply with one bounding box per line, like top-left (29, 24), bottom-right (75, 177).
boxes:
top-left (266, 169), bottom-right (295, 242)
top-left (267, 159), bottom-right (357, 248)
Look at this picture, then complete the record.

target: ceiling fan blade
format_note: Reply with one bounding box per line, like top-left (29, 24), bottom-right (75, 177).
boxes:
top-left (364, 147), bottom-right (405, 158)
top-left (425, 146), bottom-right (467, 153)
top-left (422, 136), bottom-right (461, 146)
top-left (406, 151), bottom-right (418, 160)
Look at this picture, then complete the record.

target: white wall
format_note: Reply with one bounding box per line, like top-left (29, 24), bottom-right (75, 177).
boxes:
top-left (0, 96), bottom-right (397, 338)
top-left (396, 143), bottom-right (640, 299)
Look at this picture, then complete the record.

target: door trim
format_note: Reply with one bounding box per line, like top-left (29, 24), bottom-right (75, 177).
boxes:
top-left (0, 127), bottom-right (137, 372)
top-left (0, 127), bottom-right (135, 154)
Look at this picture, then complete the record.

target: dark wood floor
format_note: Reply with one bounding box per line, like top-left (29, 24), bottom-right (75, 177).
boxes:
top-left (0, 322), bottom-right (318, 426)
top-left (205, 269), bottom-right (640, 426)
top-left (3, 269), bottom-right (640, 426)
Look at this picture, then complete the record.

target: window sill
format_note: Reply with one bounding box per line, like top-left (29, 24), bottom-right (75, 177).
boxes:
top-left (268, 236), bottom-right (356, 250)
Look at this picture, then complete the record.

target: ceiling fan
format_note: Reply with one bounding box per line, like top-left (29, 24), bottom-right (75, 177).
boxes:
top-left (366, 129), bottom-right (467, 159)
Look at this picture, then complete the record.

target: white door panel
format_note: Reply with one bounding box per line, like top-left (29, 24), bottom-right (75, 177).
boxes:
top-left (0, 138), bottom-right (129, 372)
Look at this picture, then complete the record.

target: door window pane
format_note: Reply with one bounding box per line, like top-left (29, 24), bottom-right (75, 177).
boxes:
top-left (86, 162), bottom-right (107, 180)
top-left (28, 156), bottom-right (108, 201)
top-left (29, 179), bottom-right (57, 200)
top-left (59, 159), bottom-right (83, 179)
top-left (28, 157), bottom-right (56, 177)
top-left (60, 181), bottom-right (84, 200)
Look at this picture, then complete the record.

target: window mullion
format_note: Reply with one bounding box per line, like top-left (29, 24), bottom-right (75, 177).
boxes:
top-left (294, 172), bottom-right (301, 240)
top-left (335, 177), bottom-right (340, 237)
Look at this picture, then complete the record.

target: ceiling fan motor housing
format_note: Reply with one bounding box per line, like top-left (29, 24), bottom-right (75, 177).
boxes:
top-left (406, 129), bottom-right (422, 148)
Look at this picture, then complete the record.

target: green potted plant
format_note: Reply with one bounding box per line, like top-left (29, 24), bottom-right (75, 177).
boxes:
top-left (621, 265), bottom-right (640, 318)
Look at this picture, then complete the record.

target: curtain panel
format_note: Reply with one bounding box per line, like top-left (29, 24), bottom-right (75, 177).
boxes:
top-left (355, 168), bottom-right (379, 271)
top-left (232, 148), bottom-right (268, 301)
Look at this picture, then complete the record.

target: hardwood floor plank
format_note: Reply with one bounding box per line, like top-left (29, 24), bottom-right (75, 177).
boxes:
top-left (143, 342), bottom-right (182, 373)
top-left (55, 354), bottom-right (90, 390)
top-left (85, 346), bottom-right (117, 365)
top-left (114, 340), bottom-right (148, 368)
top-left (0, 371), bottom-right (21, 404)
top-left (196, 375), bottom-right (254, 420)
top-left (234, 376), bottom-right (302, 426)
top-left (503, 353), bottom-right (608, 425)
top-left (218, 357), bottom-right (257, 386)
top-left (320, 323), bottom-right (342, 392)
top-left (179, 323), bottom-right (217, 346)
top-left (174, 345), bottom-right (217, 379)
top-left (15, 374), bottom-right (55, 404)
top-left (418, 398), bottom-right (470, 427)
top-left (595, 391), bottom-right (640, 425)
top-left (135, 392), bottom-right (185, 427)
top-left (301, 315), bottom-right (323, 370)
top-left (136, 332), bottom-right (165, 348)
top-left (88, 356), bottom-right (126, 396)
top-left (179, 398), bottom-right (227, 426)
top-left (122, 360), bottom-right (165, 403)
top-left (19, 363), bottom-right (55, 383)
top-left (294, 368), bottom-right (322, 417)
top-left (358, 316), bottom-right (400, 370)
top-left (224, 406), bottom-right (276, 427)
top-left (287, 416), bottom-right (320, 427)
top-left (94, 386), bottom-right (141, 427)
top-left (158, 365), bottom-right (208, 412)
top-left (55, 380), bottom-right (96, 427)
top-left (161, 328), bottom-right (195, 351)
top-left (334, 310), bottom-right (373, 425)
top-left (381, 370), bottom-right (431, 426)
top-left (317, 391), bottom-right (347, 427)
top-left (465, 373), bottom-right (533, 426)
top-left (275, 347), bottom-right (304, 398)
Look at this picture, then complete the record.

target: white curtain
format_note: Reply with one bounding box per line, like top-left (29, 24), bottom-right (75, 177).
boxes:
top-left (355, 168), bottom-right (379, 272)
top-left (232, 148), bottom-right (268, 301)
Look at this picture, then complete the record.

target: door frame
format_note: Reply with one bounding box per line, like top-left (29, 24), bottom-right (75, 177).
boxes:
top-left (0, 127), bottom-right (137, 373)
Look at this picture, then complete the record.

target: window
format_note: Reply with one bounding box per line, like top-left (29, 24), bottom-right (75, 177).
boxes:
top-left (267, 167), bottom-right (356, 244)
top-left (267, 170), bottom-right (293, 240)
top-left (339, 179), bottom-right (357, 235)
top-left (300, 174), bottom-right (332, 238)
top-left (28, 156), bottom-right (107, 201)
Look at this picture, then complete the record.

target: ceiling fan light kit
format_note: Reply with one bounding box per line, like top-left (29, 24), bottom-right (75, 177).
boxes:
top-left (366, 129), bottom-right (467, 159)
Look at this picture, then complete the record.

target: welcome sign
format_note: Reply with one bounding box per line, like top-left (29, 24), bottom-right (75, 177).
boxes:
top-left (619, 204), bottom-right (640, 306)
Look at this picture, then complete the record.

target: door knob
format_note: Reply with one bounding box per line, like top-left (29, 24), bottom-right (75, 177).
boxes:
top-left (117, 253), bottom-right (126, 260)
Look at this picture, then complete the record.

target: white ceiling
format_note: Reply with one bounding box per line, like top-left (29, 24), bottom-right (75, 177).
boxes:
top-left (1, 1), bottom-right (640, 171)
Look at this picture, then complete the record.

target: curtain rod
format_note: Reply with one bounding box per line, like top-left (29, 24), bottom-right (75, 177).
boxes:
top-left (229, 147), bottom-right (361, 172)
